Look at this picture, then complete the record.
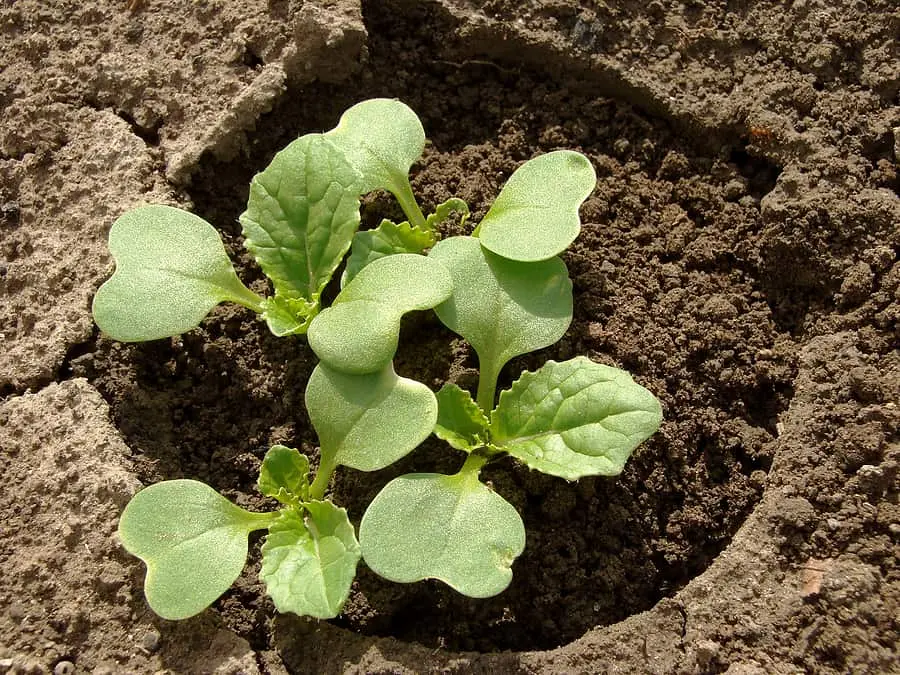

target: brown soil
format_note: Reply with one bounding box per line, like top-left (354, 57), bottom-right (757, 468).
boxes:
top-left (1, 1), bottom-right (898, 674)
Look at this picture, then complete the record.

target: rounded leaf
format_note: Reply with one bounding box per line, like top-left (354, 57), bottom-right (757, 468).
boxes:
top-left (308, 254), bottom-right (452, 374)
top-left (324, 98), bottom-right (426, 196)
top-left (306, 362), bottom-right (438, 471)
top-left (118, 480), bottom-right (274, 620)
top-left (429, 236), bottom-right (572, 377)
top-left (476, 150), bottom-right (596, 262)
top-left (93, 206), bottom-right (264, 342)
top-left (359, 472), bottom-right (525, 598)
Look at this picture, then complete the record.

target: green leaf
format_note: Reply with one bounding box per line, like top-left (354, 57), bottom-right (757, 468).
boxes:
top-left (258, 445), bottom-right (310, 505)
top-left (324, 98), bottom-right (425, 197)
top-left (475, 151), bottom-right (596, 262)
top-left (429, 236), bottom-right (572, 389)
top-left (306, 362), bottom-right (438, 472)
top-left (118, 480), bottom-right (275, 620)
top-left (308, 254), bottom-right (453, 374)
top-left (92, 205), bottom-right (265, 342)
top-left (261, 296), bottom-right (318, 337)
top-left (425, 197), bottom-right (470, 231)
top-left (240, 133), bottom-right (362, 332)
top-left (359, 472), bottom-right (525, 598)
top-left (434, 383), bottom-right (489, 452)
top-left (491, 357), bottom-right (663, 480)
top-left (260, 502), bottom-right (360, 619)
top-left (342, 219), bottom-right (436, 286)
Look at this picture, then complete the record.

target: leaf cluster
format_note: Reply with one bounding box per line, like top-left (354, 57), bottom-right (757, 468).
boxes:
top-left (96, 99), bottom-right (663, 620)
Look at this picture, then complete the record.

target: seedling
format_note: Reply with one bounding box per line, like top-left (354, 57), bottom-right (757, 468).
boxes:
top-left (96, 98), bottom-right (662, 620)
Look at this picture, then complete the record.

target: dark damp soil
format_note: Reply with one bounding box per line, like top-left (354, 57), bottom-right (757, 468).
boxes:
top-left (69, 0), bottom-right (798, 655)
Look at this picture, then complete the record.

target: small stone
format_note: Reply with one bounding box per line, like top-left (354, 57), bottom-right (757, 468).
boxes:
top-left (53, 662), bottom-right (76, 675)
top-left (140, 629), bottom-right (161, 653)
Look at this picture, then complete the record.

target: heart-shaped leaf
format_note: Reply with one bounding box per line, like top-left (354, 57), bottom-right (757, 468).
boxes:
top-left (240, 133), bottom-right (362, 333)
top-left (491, 357), bottom-right (663, 480)
top-left (118, 480), bottom-right (275, 620)
top-left (260, 502), bottom-right (360, 619)
top-left (92, 206), bottom-right (265, 342)
top-left (308, 254), bottom-right (453, 374)
top-left (475, 150), bottom-right (596, 262)
top-left (342, 219), bottom-right (436, 286)
top-left (306, 362), bottom-right (438, 472)
top-left (359, 472), bottom-right (525, 598)
top-left (258, 445), bottom-right (310, 505)
top-left (324, 98), bottom-right (425, 198)
top-left (429, 236), bottom-right (572, 399)
top-left (434, 383), bottom-right (489, 452)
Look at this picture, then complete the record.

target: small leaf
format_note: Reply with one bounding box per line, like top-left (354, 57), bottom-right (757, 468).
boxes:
top-left (260, 502), bottom-right (361, 619)
top-left (261, 296), bottom-right (318, 337)
top-left (359, 472), bottom-right (525, 598)
top-left (240, 133), bottom-right (362, 330)
top-left (429, 236), bottom-right (572, 386)
top-left (306, 362), bottom-right (438, 472)
top-left (475, 151), bottom-right (596, 262)
top-left (118, 480), bottom-right (274, 620)
top-left (434, 383), bottom-right (489, 452)
top-left (425, 197), bottom-right (470, 231)
top-left (491, 357), bottom-right (663, 480)
top-left (92, 205), bottom-right (265, 342)
top-left (342, 218), bottom-right (436, 286)
top-left (258, 445), bottom-right (310, 505)
top-left (308, 254), bottom-right (453, 374)
top-left (324, 98), bottom-right (425, 197)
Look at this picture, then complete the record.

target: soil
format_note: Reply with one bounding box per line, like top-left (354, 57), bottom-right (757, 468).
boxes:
top-left (1, 1), bottom-right (898, 674)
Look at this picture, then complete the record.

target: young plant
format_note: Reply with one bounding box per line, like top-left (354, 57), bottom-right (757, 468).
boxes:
top-left (91, 99), bottom-right (461, 340)
top-left (95, 97), bottom-right (662, 621)
top-left (117, 254), bottom-right (451, 619)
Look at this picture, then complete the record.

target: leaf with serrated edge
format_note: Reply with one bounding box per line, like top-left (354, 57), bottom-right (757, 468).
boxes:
top-left (429, 236), bottom-right (572, 388)
top-left (92, 205), bottom-right (264, 342)
top-left (475, 151), bottom-right (596, 262)
top-left (308, 254), bottom-right (453, 374)
top-left (306, 362), bottom-right (438, 471)
top-left (434, 383), bottom-right (489, 452)
top-left (425, 197), bottom-right (470, 231)
top-left (491, 357), bottom-right (663, 480)
top-left (261, 296), bottom-right (318, 337)
top-left (342, 219), bottom-right (435, 286)
top-left (118, 480), bottom-right (275, 620)
top-left (324, 98), bottom-right (425, 196)
top-left (240, 133), bottom-right (361, 328)
top-left (359, 472), bottom-right (525, 598)
top-left (258, 445), bottom-right (310, 505)
top-left (260, 502), bottom-right (360, 619)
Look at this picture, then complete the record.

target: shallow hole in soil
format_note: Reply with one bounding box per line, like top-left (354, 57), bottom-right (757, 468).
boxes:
top-left (76, 1), bottom-right (801, 655)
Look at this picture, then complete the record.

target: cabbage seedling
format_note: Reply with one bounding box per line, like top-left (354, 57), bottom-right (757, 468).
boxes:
top-left (117, 255), bottom-right (451, 620)
top-left (95, 97), bottom-right (662, 620)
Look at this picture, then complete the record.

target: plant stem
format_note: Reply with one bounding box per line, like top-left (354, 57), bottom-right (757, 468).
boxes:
top-left (230, 284), bottom-right (268, 314)
top-left (393, 178), bottom-right (428, 231)
top-left (476, 357), bottom-right (501, 414)
top-left (459, 452), bottom-right (488, 477)
top-left (308, 454), bottom-right (337, 501)
top-left (245, 510), bottom-right (281, 531)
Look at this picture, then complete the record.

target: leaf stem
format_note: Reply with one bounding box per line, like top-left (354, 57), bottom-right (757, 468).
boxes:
top-left (244, 510), bottom-right (282, 531)
top-left (392, 178), bottom-right (428, 231)
top-left (459, 452), bottom-right (488, 477)
top-left (476, 357), bottom-right (501, 414)
top-left (228, 284), bottom-right (268, 315)
top-left (308, 453), bottom-right (338, 501)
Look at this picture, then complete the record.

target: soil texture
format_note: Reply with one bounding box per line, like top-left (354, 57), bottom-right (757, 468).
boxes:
top-left (1, 1), bottom-right (897, 673)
